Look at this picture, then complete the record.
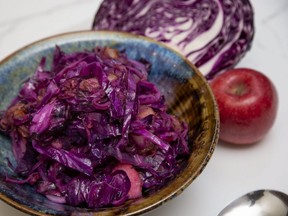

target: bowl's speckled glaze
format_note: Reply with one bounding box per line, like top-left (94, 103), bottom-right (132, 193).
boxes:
top-left (0, 31), bottom-right (219, 216)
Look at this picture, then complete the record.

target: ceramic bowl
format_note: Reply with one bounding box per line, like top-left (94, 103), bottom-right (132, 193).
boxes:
top-left (0, 31), bottom-right (219, 216)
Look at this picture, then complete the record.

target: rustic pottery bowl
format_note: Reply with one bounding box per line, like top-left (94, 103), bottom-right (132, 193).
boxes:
top-left (0, 31), bottom-right (219, 216)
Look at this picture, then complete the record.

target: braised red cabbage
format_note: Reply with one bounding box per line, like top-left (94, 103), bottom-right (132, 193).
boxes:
top-left (92, 0), bottom-right (254, 80)
top-left (0, 47), bottom-right (189, 208)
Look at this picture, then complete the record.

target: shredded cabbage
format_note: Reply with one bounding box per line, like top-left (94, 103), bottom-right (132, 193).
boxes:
top-left (0, 46), bottom-right (189, 208)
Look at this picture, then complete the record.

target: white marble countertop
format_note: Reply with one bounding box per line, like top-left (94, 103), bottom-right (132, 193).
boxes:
top-left (0, 0), bottom-right (288, 215)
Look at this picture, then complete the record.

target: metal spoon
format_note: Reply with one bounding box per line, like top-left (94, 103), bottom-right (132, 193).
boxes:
top-left (218, 189), bottom-right (288, 216)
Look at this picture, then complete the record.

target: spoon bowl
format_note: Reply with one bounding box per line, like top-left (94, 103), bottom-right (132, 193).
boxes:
top-left (218, 189), bottom-right (288, 216)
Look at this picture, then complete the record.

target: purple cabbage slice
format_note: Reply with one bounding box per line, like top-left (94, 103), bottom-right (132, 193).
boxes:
top-left (92, 0), bottom-right (254, 80)
top-left (0, 46), bottom-right (189, 208)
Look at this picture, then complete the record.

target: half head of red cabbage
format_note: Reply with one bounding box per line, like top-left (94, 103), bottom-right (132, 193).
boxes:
top-left (93, 0), bottom-right (254, 80)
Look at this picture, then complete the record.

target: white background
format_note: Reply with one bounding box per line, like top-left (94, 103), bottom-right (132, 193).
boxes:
top-left (0, 0), bottom-right (288, 215)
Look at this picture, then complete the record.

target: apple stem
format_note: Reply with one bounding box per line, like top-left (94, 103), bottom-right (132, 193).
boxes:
top-left (230, 83), bottom-right (248, 96)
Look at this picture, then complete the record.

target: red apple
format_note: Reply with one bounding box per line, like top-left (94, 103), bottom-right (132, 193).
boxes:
top-left (210, 68), bottom-right (278, 145)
